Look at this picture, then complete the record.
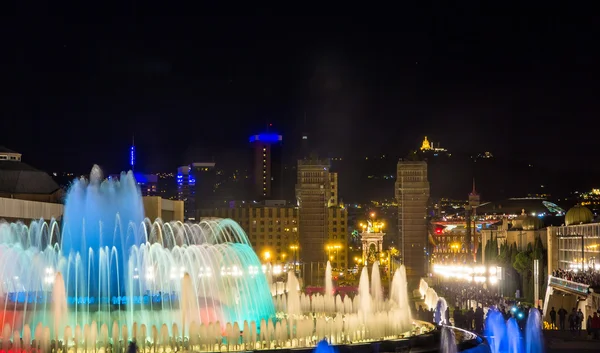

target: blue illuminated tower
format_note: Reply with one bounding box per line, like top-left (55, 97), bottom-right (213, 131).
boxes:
top-left (130, 136), bottom-right (136, 171)
top-left (249, 129), bottom-right (282, 198)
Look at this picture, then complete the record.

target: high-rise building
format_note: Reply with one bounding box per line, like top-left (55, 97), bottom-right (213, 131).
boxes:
top-left (177, 162), bottom-right (216, 221)
top-left (249, 133), bottom-right (282, 199)
top-left (395, 160), bottom-right (430, 279)
top-left (329, 172), bottom-right (339, 207)
top-left (157, 172), bottom-right (177, 200)
top-left (296, 158), bottom-right (332, 265)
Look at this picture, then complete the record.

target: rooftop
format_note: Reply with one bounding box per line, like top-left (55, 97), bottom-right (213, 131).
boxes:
top-left (0, 158), bottom-right (61, 195)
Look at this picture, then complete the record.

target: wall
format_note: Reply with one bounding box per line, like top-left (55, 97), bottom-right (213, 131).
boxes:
top-left (143, 196), bottom-right (184, 222)
top-left (0, 197), bottom-right (64, 222)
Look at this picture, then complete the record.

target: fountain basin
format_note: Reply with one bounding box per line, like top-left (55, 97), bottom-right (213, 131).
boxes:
top-left (231, 324), bottom-right (489, 353)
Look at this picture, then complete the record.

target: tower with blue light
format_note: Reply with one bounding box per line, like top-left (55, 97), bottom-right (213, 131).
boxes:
top-left (130, 136), bottom-right (136, 171)
top-left (249, 128), bottom-right (282, 199)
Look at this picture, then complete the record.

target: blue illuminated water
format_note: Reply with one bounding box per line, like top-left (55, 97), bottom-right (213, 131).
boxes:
top-left (485, 308), bottom-right (507, 353)
top-left (61, 166), bottom-right (145, 302)
top-left (0, 166), bottom-right (275, 335)
top-left (506, 318), bottom-right (522, 353)
top-left (485, 307), bottom-right (545, 353)
top-left (525, 308), bottom-right (543, 353)
top-left (314, 338), bottom-right (336, 353)
top-left (434, 297), bottom-right (448, 325)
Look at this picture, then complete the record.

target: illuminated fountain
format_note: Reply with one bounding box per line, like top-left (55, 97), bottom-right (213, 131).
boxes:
top-left (0, 166), bottom-right (488, 352)
top-left (485, 307), bottom-right (544, 353)
top-left (418, 278), bottom-right (440, 310)
top-left (0, 167), bottom-right (273, 350)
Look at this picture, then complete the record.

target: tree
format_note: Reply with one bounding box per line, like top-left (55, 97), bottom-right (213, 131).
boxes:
top-left (485, 235), bottom-right (499, 264)
top-left (532, 236), bottom-right (544, 261)
top-left (476, 242), bottom-right (482, 263)
top-left (497, 242), bottom-right (509, 265)
top-left (513, 251), bottom-right (533, 276)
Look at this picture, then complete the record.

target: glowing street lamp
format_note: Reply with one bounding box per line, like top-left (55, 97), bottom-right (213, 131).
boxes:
top-left (289, 244), bottom-right (299, 274)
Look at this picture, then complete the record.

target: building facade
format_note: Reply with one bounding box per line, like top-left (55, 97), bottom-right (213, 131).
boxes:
top-left (143, 196), bottom-right (184, 222)
top-left (177, 162), bottom-right (217, 221)
top-left (327, 206), bottom-right (348, 269)
top-left (0, 197), bottom-right (64, 223)
top-left (296, 158), bottom-right (332, 265)
top-left (199, 201), bottom-right (348, 270)
top-left (249, 133), bottom-right (283, 199)
top-left (200, 203), bottom-right (298, 261)
top-left (547, 206), bottom-right (598, 273)
top-left (395, 160), bottom-right (430, 279)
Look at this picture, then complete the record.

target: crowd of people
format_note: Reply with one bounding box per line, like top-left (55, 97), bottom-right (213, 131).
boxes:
top-left (414, 301), bottom-right (535, 333)
top-left (547, 306), bottom-right (600, 339)
top-left (434, 282), bottom-right (501, 310)
top-left (552, 268), bottom-right (600, 289)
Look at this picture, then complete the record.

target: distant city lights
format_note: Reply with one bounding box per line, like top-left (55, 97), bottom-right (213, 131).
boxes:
top-left (432, 264), bottom-right (499, 284)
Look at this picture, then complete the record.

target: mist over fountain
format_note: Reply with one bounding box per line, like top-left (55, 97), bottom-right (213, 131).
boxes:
top-left (0, 166), bottom-right (489, 352)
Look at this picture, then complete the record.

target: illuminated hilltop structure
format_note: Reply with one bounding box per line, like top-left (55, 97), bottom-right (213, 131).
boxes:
top-left (419, 136), bottom-right (450, 157)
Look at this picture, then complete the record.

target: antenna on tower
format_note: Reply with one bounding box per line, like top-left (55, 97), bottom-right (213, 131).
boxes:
top-left (471, 178), bottom-right (478, 195)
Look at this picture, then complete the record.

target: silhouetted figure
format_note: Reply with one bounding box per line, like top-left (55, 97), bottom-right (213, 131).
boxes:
top-left (453, 306), bottom-right (462, 328)
top-left (549, 307), bottom-right (557, 329)
top-left (558, 307), bottom-right (567, 330)
top-left (128, 340), bottom-right (138, 353)
top-left (466, 307), bottom-right (475, 331)
top-left (474, 305), bottom-right (484, 332)
top-left (569, 308), bottom-right (577, 335)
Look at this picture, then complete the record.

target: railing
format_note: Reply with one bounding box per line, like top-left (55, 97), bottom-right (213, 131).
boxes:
top-left (548, 275), bottom-right (590, 296)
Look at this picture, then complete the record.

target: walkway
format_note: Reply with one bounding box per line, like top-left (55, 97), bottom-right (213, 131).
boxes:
top-left (544, 330), bottom-right (598, 353)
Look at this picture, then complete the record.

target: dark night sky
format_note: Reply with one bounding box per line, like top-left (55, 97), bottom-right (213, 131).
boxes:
top-left (1, 4), bottom-right (598, 181)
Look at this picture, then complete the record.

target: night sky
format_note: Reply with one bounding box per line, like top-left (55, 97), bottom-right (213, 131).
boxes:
top-left (2, 5), bottom-right (598, 188)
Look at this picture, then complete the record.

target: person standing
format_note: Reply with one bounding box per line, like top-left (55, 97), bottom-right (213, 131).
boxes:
top-left (577, 308), bottom-right (584, 335)
top-left (568, 308), bottom-right (577, 335)
top-left (475, 305), bottom-right (484, 333)
top-left (558, 307), bottom-right (567, 330)
top-left (549, 307), bottom-right (557, 329)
